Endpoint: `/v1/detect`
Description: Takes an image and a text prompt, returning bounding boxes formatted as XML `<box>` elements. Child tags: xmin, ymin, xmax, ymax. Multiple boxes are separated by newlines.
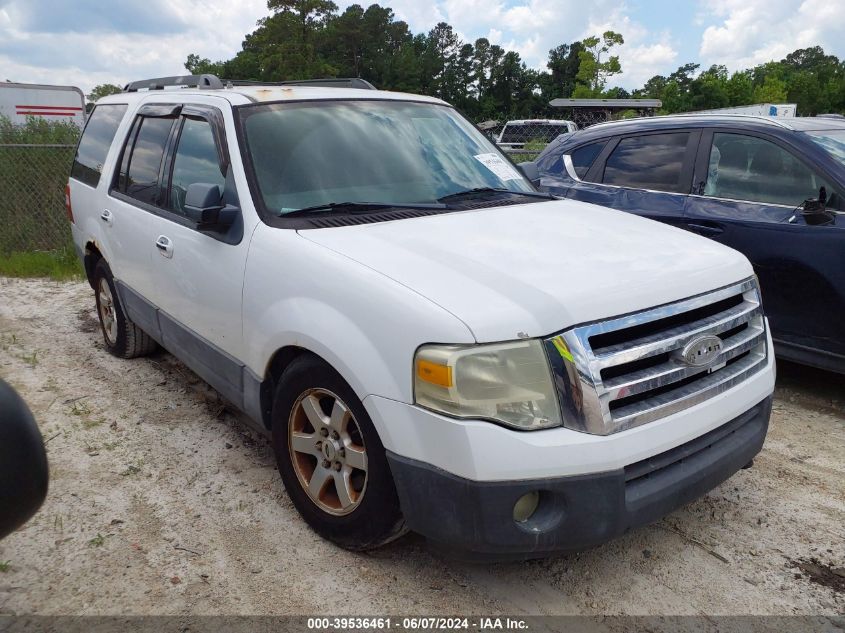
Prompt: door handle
<box><xmin>100</xmin><ymin>209</ymin><xmax>113</xmax><ymax>226</ymax></box>
<box><xmin>686</xmin><ymin>222</ymin><xmax>724</xmax><ymax>236</ymax></box>
<box><xmin>155</xmin><ymin>235</ymin><xmax>174</xmax><ymax>259</ymax></box>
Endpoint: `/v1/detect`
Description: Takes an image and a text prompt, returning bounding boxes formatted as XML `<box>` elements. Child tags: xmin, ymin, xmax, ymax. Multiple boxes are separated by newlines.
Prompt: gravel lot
<box><xmin>0</xmin><ymin>277</ymin><xmax>842</xmax><ymax>617</ymax></box>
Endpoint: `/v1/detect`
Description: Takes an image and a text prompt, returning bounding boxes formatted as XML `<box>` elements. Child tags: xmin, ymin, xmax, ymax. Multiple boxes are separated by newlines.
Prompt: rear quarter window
<box><xmin>70</xmin><ymin>104</ymin><xmax>128</xmax><ymax>187</ymax></box>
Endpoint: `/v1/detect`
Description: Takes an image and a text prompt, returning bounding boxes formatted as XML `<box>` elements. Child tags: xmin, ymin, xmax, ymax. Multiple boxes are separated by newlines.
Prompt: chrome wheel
<box><xmin>288</xmin><ymin>388</ymin><xmax>368</xmax><ymax>516</ymax></box>
<box><xmin>97</xmin><ymin>278</ymin><xmax>118</xmax><ymax>345</ymax></box>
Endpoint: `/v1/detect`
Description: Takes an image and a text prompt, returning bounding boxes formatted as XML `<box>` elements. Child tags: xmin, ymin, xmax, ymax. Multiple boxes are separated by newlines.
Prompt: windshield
<box><xmin>806</xmin><ymin>129</ymin><xmax>845</xmax><ymax>166</ymax></box>
<box><xmin>239</xmin><ymin>100</ymin><xmax>534</xmax><ymax>215</ymax></box>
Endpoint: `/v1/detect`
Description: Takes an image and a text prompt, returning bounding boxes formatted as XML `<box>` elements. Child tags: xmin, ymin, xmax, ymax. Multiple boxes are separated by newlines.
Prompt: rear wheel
<box><xmin>271</xmin><ymin>355</ymin><xmax>405</xmax><ymax>550</ymax></box>
<box><xmin>93</xmin><ymin>260</ymin><xmax>157</xmax><ymax>359</ymax></box>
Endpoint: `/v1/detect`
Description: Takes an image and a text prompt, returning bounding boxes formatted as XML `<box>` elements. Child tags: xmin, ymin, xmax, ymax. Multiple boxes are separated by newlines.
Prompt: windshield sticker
<box><xmin>473</xmin><ymin>153</ymin><xmax>522</xmax><ymax>181</ymax></box>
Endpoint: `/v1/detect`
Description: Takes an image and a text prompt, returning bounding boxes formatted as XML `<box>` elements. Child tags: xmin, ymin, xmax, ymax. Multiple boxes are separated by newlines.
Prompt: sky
<box><xmin>2</xmin><ymin>0</ymin><xmax>845</xmax><ymax>97</ymax></box>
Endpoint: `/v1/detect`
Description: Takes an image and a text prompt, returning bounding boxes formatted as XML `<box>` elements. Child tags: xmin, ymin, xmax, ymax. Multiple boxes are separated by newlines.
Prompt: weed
<box><xmin>18</xmin><ymin>349</ymin><xmax>38</xmax><ymax>367</ymax></box>
<box><xmin>0</xmin><ymin>561</ymin><xmax>10</xmax><ymax>573</ymax></box>
<box><xmin>82</xmin><ymin>417</ymin><xmax>104</xmax><ymax>430</ymax></box>
<box><xmin>0</xmin><ymin>246</ymin><xmax>83</xmax><ymax>281</ymax></box>
<box><xmin>88</xmin><ymin>534</ymin><xmax>105</xmax><ymax>547</ymax></box>
<box><xmin>70</xmin><ymin>401</ymin><xmax>92</xmax><ymax>417</ymax></box>
<box><xmin>121</xmin><ymin>463</ymin><xmax>142</xmax><ymax>477</ymax></box>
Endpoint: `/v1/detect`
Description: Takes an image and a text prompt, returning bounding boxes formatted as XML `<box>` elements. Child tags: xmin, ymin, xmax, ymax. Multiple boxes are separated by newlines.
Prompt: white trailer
<box><xmin>0</xmin><ymin>82</ymin><xmax>86</xmax><ymax>128</ymax></box>
<box><xmin>692</xmin><ymin>103</ymin><xmax>797</xmax><ymax>117</ymax></box>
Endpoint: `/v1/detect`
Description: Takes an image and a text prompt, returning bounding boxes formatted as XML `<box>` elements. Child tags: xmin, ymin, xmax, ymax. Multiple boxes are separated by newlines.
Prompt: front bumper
<box><xmin>387</xmin><ymin>396</ymin><xmax>771</xmax><ymax>561</ymax></box>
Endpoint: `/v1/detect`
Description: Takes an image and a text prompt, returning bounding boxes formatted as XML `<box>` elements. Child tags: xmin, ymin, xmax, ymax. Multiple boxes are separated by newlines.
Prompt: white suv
<box><xmin>68</xmin><ymin>74</ymin><xmax>775</xmax><ymax>560</ymax></box>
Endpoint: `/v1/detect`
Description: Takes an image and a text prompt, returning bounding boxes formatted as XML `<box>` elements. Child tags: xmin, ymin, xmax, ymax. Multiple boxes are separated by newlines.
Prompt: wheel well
<box><xmin>259</xmin><ymin>346</ymin><xmax>312</xmax><ymax>429</ymax></box>
<box><xmin>83</xmin><ymin>242</ymin><xmax>103</xmax><ymax>289</ymax></box>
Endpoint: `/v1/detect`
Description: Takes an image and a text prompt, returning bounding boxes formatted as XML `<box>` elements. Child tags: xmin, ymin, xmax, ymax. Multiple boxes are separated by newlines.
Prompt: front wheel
<box><xmin>271</xmin><ymin>355</ymin><xmax>405</xmax><ymax>550</ymax></box>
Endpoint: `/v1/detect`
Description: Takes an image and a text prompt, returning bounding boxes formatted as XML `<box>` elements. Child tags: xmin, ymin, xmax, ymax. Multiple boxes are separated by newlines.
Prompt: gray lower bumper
<box><xmin>387</xmin><ymin>396</ymin><xmax>771</xmax><ymax>561</ymax></box>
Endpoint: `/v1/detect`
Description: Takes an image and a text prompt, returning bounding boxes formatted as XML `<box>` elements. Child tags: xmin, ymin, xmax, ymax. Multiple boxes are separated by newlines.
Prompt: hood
<box><xmin>299</xmin><ymin>199</ymin><xmax>753</xmax><ymax>343</ymax></box>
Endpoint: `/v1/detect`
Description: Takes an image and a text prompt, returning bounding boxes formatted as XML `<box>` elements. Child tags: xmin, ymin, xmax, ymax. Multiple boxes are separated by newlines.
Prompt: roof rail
<box><xmin>225</xmin><ymin>78</ymin><xmax>377</xmax><ymax>90</ymax></box>
<box><xmin>123</xmin><ymin>74</ymin><xmax>223</xmax><ymax>92</ymax></box>
<box><xmin>123</xmin><ymin>75</ymin><xmax>378</xmax><ymax>93</ymax></box>
<box><xmin>589</xmin><ymin>112</ymin><xmax>790</xmax><ymax>129</ymax></box>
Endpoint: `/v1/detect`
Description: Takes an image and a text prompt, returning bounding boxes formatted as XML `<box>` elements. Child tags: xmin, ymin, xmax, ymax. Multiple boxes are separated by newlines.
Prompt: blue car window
<box><xmin>602</xmin><ymin>133</ymin><xmax>689</xmax><ymax>193</ymax></box>
<box><xmin>570</xmin><ymin>141</ymin><xmax>608</xmax><ymax>179</ymax></box>
<box><xmin>706</xmin><ymin>133</ymin><xmax>836</xmax><ymax>208</ymax></box>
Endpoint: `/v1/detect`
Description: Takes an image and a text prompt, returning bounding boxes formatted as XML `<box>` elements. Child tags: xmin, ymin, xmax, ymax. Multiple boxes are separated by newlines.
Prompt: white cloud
<box><xmin>0</xmin><ymin>0</ymin><xmax>679</xmax><ymax>95</ymax></box>
<box><xmin>698</xmin><ymin>0</ymin><xmax>845</xmax><ymax>70</ymax></box>
<box><xmin>0</xmin><ymin>0</ymin><xmax>266</xmax><ymax>95</ymax></box>
<box><xmin>376</xmin><ymin>0</ymin><xmax>678</xmax><ymax>89</ymax></box>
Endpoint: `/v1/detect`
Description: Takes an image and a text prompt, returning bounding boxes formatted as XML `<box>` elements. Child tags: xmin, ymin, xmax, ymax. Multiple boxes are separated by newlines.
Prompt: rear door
<box><xmin>105</xmin><ymin>104</ymin><xmax>180</xmax><ymax>329</ymax></box>
<box><xmin>684</xmin><ymin>129</ymin><xmax>845</xmax><ymax>362</ymax></box>
<box><xmin>560</xmin><ymin>130</ymin><xmax>700</xmax><ymax>229</ymax></box>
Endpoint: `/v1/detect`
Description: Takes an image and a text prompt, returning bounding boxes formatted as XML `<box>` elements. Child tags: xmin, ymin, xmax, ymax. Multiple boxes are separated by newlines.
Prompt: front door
<box><xmin>684</xmin><ymin>130</ymin><xmax>845</xmax><ymax>364</ymax></box>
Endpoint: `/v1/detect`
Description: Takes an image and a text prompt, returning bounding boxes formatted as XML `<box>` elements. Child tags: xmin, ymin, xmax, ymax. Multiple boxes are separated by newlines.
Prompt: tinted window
<box><xmin>705</xmin><ymin>133</ymin><xmax>838</xmax><ymax>207</ymax></box>
<box><xmin>602</xmin><ymin>132</ymin><xmax>690</xmax><ymax>192</ymax></box>
<box><xmin>70</xmin><ymin>104</ymin><xmax>127</xmax><ymax>187</ymax></box>
<box><xmin>169</xmin><ymin>118</ymin><xmax>225</xmax><ymax>215</ymax></box>
<box><xmin>124</xmin><ymin>117</ymin><xmax>175</xmax><ymax>206</ymax></box>
<box><xmin>570</xmin><ymin>141</ymin><xmax>607</xmax><ymax>178</ymax></box>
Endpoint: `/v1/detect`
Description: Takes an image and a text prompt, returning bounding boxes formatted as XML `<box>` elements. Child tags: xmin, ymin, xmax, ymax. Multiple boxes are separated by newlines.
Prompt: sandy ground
<box><xmin>0</xmin><ymin>276</ymin><xmax>842</xmax><ymax>617</ymax></box>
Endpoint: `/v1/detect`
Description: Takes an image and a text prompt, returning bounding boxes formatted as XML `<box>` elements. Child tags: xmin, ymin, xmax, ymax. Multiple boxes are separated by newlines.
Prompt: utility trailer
<box><xmin>0</xmin><ymin>82</ymin><xmax>86</xmax><ymax>128</ymax></box>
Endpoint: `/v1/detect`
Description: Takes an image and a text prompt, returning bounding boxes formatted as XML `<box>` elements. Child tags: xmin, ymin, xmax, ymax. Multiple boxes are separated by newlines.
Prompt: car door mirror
<box><xmin>518</xmin><ymin>161</ymin><xmax>541</xmax><ymax>187</ymax></box>
<box><xmin>0</xmin><ymin>380</ymin><xmax>48</xmax><ymax>540</ymax></box>
<box><xmin>183</xmin><ymin>183</ymin><xmax>238</xmax><ymax>231</ymax></box>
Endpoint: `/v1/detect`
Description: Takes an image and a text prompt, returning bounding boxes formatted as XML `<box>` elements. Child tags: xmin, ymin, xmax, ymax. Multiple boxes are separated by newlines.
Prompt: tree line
<box><xmin>94</xmin><ymin>0</ymin><xmax>845</xmax><ymax>121</ymax></box>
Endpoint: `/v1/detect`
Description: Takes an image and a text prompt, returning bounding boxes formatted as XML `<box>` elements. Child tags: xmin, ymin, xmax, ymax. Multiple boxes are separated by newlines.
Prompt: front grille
<box><xmin>547</xmin><ymin>278</ymin><xmax>767</xmax><ymax>435</ymax></box>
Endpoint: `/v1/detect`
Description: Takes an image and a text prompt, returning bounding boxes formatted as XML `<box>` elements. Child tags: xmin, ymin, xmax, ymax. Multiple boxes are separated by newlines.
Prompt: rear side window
<box><xmin>70</xmin><ymin>104</ymin><xmax>128</xmax><ymax>187</ymax></box>
<box><xmin>120</xmin><ymin>117</ymin><xmax>175</xmax><ymax>206</ymax></box>
<box><xmin>570</xmin><ymin>141</ymin><xmax>607</xmax><ymax>178</ymax></box>
<box><xmin>602</xmin><ymin>132</ymin><xmax>690</xmax><ymax>193</ymax></box>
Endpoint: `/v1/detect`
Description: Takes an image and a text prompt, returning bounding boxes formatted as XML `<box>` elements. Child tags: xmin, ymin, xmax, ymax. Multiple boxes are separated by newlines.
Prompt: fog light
<box><xmin>513</xmin><ymin>491</ymin><xmax>540</xmax><ymax>523</ymax></box>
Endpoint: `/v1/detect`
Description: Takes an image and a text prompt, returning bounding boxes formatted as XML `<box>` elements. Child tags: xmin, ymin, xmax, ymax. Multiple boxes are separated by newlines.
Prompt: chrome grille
<box><xmin>546</xmin><ymin>278</ymin><xmax>767</xmax><ymax>435</ymax></box>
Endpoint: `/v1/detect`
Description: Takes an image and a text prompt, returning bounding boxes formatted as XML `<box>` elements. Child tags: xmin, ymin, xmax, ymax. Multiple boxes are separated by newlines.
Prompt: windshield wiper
<box><xmin>283</xmin><ymin>201</ymin><xmax>446</xmax><ymax>217</ymax></box>
<box><xmin>437</xmin><ymin>187</ymin><xmax>553</xmax><ymax>203</ymax></box>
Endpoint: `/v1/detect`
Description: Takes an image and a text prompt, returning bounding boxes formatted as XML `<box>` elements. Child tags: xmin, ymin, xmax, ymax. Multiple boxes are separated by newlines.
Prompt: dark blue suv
<box><xmin>533</xmin><ymin>115</ymin><xmax>845</xmax><ymax>374</ymax></box>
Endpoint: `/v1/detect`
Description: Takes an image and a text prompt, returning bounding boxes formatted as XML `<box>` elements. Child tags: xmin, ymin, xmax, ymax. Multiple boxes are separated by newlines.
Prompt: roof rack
<box><xmin>123</xmin><ymin>75</ymin><xmax>377</xmax><ymax>93</ymax></box>
<box><xmin>225</xmin><ymin>78</ymin><xmax>376</xmax><ymax>90</ymax></box>
<box><xmin>123</xmin><ymin>74</ymin><xmax>223</xmax><ymax>92</ymax></box>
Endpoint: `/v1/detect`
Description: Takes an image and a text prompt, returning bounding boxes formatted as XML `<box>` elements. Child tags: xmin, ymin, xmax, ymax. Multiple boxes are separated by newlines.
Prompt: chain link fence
<box><xmin>0</xmin><ymin>143</ymin><xmax>76</xmax><ymax>255</ymax></box>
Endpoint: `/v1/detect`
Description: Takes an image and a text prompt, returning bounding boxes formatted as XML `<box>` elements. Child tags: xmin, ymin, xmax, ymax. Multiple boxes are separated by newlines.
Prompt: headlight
<box><xmin>413</xmin><ymin>339</ymin><xmax>562</xmax><ymax>431</ymax></box>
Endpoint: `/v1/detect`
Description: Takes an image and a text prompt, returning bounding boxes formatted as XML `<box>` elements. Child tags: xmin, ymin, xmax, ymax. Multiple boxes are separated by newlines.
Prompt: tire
<box><xmin>92</xmin><ymin>260</ymin><xmax>158</xmax><ymax>359</ymax></box>
<box><xmin>271</xmin><ymin>354</ymin><xmax>405</xmax><ymax>550</ymax></box>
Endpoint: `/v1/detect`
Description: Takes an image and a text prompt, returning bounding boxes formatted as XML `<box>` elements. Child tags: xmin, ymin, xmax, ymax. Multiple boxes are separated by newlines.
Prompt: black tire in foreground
<box><xmin>92</xmin><ymin>260</ymin><xmax>158</xmax><ymax>359</ymax></box>
<box><xmin>271</xmin><ymin>354</ymin><xmax>406</xmax><ymax>550</ymax></box>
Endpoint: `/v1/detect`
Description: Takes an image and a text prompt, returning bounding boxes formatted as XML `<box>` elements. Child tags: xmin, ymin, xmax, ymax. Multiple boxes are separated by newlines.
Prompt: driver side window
<box><xmin>169</xmin><ymin>117</ymin><xmax>226</xmax><ymax>217</ymax></box>
<box><xmin>705</xmin><ymin>133</ymin><xmax>836</xmax><ymax>207</ymax></box>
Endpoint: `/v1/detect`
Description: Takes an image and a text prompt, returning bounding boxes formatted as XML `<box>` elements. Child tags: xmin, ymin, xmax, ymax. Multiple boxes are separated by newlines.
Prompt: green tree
<box><xmin>573</xmin><ymin>31</ymin><xmax>624</xmax><ymax>97</ymax></box>
<box><xmin>753</xmin><ymin>75</ymin><xmax>788</xmax><ymax>103</ymax></box>
<box><xmin>86</xmin><ymin>83</ymin><xmax>122</xmax><ymax>104</ymax></box>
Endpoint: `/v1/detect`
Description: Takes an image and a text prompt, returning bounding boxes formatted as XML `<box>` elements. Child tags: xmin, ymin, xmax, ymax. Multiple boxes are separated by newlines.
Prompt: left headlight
<box><xmin>413</xmin><ymin>339</ymin><xmax>562</xmax><ymax>431</ymax></box>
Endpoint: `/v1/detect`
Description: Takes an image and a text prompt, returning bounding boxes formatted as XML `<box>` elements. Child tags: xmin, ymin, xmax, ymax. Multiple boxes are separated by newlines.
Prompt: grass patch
<box><xmin>0</xmin><ymin>561</ymin><xmax>10</xmax><ymax>572</ymax></box>
<box><xmin>0</xmin><ymin>245</ymin><xmax>82</xmax><ymax>281</ymax></box>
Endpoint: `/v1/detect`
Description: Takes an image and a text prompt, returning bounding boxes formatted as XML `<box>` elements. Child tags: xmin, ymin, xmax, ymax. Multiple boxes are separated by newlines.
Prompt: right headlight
<box><xmin>413</xmin><ymin>339</ymin><xmax>562</xmax><ymax>431</ymax></box>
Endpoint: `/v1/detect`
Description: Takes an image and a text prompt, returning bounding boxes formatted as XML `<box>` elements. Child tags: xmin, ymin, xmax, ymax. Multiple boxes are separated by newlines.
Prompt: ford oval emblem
<box><xmin>680</xmin><ymin>335</ymin><xmax>723</xmax><ymax>367</ymax></box>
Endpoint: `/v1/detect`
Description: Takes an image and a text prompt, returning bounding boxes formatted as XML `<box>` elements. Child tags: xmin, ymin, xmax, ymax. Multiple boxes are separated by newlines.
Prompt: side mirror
<box><xmin>518</xmin><ymin>161</ymin><xmax>541</xmax><ymax>187</ymax></box>
<box><xmin>0</xmin><ymin>380</ymin><xmax>48</xmax><ymax>540</ymax></box>
<box><xmin>183</xmin><ymin>183</ymin><xmax>238</xmax><ymax>231</ymax></box>
<box><xmin>801</xmin><ymin>195</ymin><xmax>835</xmax><ymax>226</ymax></box>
